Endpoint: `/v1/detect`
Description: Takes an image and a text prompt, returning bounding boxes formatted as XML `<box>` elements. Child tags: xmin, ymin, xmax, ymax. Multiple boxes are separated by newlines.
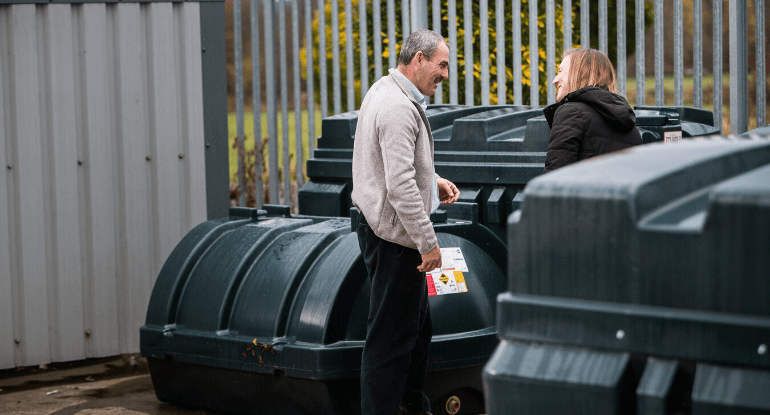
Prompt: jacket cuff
<box><xmin>417</xmin><ymin>235</ymin><xmax>439</xmax><ymax>255</ymax></box>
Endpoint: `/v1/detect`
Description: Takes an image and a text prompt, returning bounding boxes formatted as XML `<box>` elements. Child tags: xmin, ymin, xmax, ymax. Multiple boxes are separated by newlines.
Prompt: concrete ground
<box><xmin>0</xmin><ymin>355</ymin><xmax>221</xmax><ymax>415</ymax></box>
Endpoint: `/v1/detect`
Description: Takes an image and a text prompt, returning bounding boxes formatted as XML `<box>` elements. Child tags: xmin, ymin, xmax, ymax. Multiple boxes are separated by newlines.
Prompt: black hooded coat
<box><xmin>543</xmin><ymin>86</ymin><xmax>643</xmax><ymax>173</ymax></box>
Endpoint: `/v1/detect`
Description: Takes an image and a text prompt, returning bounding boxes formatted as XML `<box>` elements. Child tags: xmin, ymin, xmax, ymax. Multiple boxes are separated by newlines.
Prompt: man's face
<box><xmin>414</xmin><ymin>42</ymin><xmax>450</xmax><ymax>96</ymax></box>
<box><xmin>554</xmin><ymin>54</ymin><xmax>572</xmax><ymax>101</ymax></box>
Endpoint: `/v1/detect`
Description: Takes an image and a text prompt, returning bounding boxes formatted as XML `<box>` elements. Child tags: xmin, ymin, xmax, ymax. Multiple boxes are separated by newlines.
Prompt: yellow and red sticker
<box><xmin>427</xmin><ymin>269</ymin><xmax>468</xmax><ymax>296</ymax></box>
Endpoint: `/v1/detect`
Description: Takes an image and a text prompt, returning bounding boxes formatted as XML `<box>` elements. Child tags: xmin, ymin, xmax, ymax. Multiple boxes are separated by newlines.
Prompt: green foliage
<box><xmin>304</xmin><ymin>0</ymin><xmax>654</xmax><ymax>110</ymax></box>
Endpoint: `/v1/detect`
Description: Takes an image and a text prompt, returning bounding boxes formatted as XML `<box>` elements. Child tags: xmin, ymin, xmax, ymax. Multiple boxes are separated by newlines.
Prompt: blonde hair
<box><xmin>563</xmin><ymin>48</ymin><xmax>618</xmax><ymax>94</ymax></box>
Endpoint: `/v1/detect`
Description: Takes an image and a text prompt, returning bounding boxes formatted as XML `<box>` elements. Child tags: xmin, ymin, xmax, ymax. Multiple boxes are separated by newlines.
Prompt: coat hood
<box><xmin>544</xmin><ymin>86</ymin><xmax>637</xmax><ymax>132</ymax></box>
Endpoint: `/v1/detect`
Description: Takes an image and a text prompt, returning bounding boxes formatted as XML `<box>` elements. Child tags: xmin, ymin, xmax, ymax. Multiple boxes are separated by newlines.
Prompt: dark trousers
<box><xmin>357</xmin><ymin>215</ymin><xmax>433</xmax><ymax>415</ymax></box>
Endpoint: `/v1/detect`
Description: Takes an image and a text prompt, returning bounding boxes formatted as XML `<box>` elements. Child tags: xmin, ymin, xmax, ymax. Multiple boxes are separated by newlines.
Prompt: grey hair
<box><xmin>398</xmin><ymin>29</ymin><xmax>449</xmax><ymax>66</ymax></box>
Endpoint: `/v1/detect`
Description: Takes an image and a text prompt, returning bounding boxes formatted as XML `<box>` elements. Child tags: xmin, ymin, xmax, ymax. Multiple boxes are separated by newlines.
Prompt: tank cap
<box><xmin>430</xmin><ymin>210</ymin><xmax>448</xmax><ymax>223</ymax></box>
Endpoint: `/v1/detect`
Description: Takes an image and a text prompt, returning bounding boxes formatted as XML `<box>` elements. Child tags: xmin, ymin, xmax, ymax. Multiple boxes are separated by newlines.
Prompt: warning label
<box><xmin>427</xmin><ymin>270</ymin><xmax>468</xmax><ymax>296</ymax></box>
<box><xmin>664</xmin><ymin>130</ymin><xmax>683</xmax><ymax>143</ymax></box>
<box><xmin>426</xmin><ymin>247</ymin><xmax>469</xmax><ymax>296</ymax></box>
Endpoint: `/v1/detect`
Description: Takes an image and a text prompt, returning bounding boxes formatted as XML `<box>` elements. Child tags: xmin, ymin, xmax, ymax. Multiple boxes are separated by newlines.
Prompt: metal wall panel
<box><xmin>43</xmin><ymin>3</ymin><xmax>85</xmax><ymax>363</ymax></box>
<box><xmin>0</xmin><ymin>2</ymin><xmax>207</xmax><ymax>369</ymax></box>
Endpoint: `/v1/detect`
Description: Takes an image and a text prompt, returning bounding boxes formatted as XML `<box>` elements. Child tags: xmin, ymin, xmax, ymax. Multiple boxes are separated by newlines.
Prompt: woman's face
<box><xmin>553</xmin><ymin>54</ymin><xmax>572</xmax><ymax>101</ymax></box>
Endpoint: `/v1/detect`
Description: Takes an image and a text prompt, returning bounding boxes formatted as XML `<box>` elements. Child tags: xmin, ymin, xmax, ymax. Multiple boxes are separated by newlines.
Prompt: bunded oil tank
<box><xmin>300</xmin><ymin>105</ymin><xmax>719</xmax><ymax>240</ymax></box>
<box><xmin>483</xmin><ymin>136</ymin><xmax>770</xmax><ymax>415</ymax></box>
<box><xmin>141</xmin><ymin>203</ymin><xmax>506</xmax><ymax>415</ymax></box>
<box><xmin>302</xmin><ymin>105</ymin><xmax>546</xmax><ymax>239</ymax></box>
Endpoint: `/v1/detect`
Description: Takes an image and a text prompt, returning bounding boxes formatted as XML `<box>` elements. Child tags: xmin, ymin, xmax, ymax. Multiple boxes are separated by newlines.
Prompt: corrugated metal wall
<box><xmin>0</xmin><ymin>1</ymin><xmax>207</xmax><ymax>369</ymax></box>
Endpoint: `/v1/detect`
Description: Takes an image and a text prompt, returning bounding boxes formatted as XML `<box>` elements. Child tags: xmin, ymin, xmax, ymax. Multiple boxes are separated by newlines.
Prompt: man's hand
<box><xmin>437</xmin><ymin>178</ymin><xmax>460</xmax><ymax>205</ymax></box>
<box><xmin>418</xmin><ymin>245</ymin><xmax>442</xmax><ymax>272</ymax></box>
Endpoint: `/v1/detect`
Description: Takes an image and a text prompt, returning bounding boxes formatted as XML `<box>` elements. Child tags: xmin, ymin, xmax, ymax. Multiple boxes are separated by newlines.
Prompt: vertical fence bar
<box><xmin>480</xmin><ymin>0</ymin><xmax>489</xmax><ymax>105</ymax></box>
<box><xmin>413</xmin><ymin>0</ymin><xmax>428</xmax><ymax>30</ymax></box>
<box><xmin>448</xmin><ymin>0</ymin><xmax>458</xmax><ymax>104</ymax></box>
<box><xmin>305</xmin><ymin>0</ymin><xmax>315</xmax><ymax>159</ymax></box>
<box><xmin>264</xmin><ymin>0</ymin><xmax>279</xmax><ymax>203</ymax></box>
<box><xmin>235</xmin><ymin>2</ymin><xmax>245</xmax><ymax>202</ymax></box>
<box><xmin>713</xmin><ymin>0</ymin><xmax>722</xmax><ymax>129</ymax></box>
<box><xmin>345</xmin><ymin>0</ymin><xmax>354</xmax><ymax>111</ymax></box>
<box><xmin>756</xmin><ymin>0</ymin><xmax>766</xmax><ymax>127</ymax></box>
<box><xmin>654</xmin><ymin>0</ymin><xmax>664</xmax><ymax>105</ymax></box>
<box><xmin>403</xmin><ymin>0</ymin><xmax>411</xmax><ymax>36</ymax></box>
<box><xmin>617</xmin><ymin>0</ymin><xmax>626</xmax><ymax>96</ymax></box>
<box><xmin>293</xmin><ymin>0</ymin><xmax>303</xmax><ymax>187</ymax></box>
<box><xmin>251</xmin><ymin>0</ymin><xmax>263</xmax><ymax>208</ymax></box>
<box><xmin>674</xmin><ymin>0</ymin><xmax>683</xmax><ymax>105</ymax></box>
<box><xmin>463</xmin><ymin>0</ymin><xmax>473</xmax><ymax>105</ymax></box>
<box><xmin>599</xmin><ymin>0</ymin><xmax>607</xmax><ymax>53</ymax></box>
<box><xmin>529</xmin><ymin>0</ymin><xmax>538</xmax><ymax>107</ymax></box>
<box><xmin>581</xmin><ymin>0</ymin><xmax>589</xmax><ymax>48</ymax></box>
<box><xmin>279</xmin><ymin>0</ymin><xmax>291</xmax><ymax>202</ymax></box>
<box><xmin>234</xmin><ymin>0</ymin><xmax>246</xmax><ymax>206</ymax></box>
<box><xmin>388</xmin><ymin>0</ymin><xmax>396</xmax><ymax>70</ymax></box>
<box><xmin>360</xmin><ymin>0</ymin><xmax>369</xmax><ymax>101</ymax></box>
<box><xmin>374</xmin><ymin>0</ymin><xmax>382</xmax><ymax>80</ymax></box>
<box><xmin>319</xmin><ymin>0</ymin><xmax>328</xmax><ymax>118</ymax></box>
<box><xmin>433</xmin><ymin>0</ymin><xmax>443</xmax><ymax>103</ymax></box>
<box><xmin>331</xmin><ymin>0</ymin><xmax>341</xmax><ymax>114</ymax></box>
<box><xmin>513</xmin><ymin>0</ymin><xmax>522</xmax><ymax>105</ymax></box>
<box><xmin>547</xmin><ymin>0</ymin><xmax>555</xmax><ymax>104</ymax></box>
<box><xmin>694</xmin><ymin>0</ymin><xmax>703</xmax><ymax>108</ymax></box>
<box><xmin>496</xmin><ymin>0</ymin><xmax>505</xmax><ymax>104</ymax></box>
<box><xmin>636</xmin><ymin>0</ymin><xmax>645</xmax><ymax>106</ymax></box>
<box><xmin>729</xmin><ymin>0</ymin><xmax>748</xmax><ymax>134</ymax></box>
<box><xmin>564</xmin><ymin>0</ymin><xmax>572</xmax><ymax>50</ymax></box>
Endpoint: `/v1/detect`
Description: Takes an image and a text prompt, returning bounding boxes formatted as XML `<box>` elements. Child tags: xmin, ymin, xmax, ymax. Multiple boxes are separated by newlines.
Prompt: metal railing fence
<box><xmin>230</xmin><ymin>0</ymin><xmax>767</xmax><ymax>209</ymax></box>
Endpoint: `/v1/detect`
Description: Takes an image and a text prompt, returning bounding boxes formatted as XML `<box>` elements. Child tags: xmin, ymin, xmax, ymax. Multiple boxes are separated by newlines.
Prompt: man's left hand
<box><xmin>437</xmin><ymin>178</ymin><xmax>460</xmax><ymax>205</ymax></box>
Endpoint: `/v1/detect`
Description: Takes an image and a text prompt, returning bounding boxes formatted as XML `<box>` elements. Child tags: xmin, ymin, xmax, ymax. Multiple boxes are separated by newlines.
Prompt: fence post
<box><xmin>251</xmin><ymin>0</ymin><xmax>263</xmax><ymax>208</ymax></box>
<box><xmin>412</xmin><ymin>0</ymin><xmax>428</xmax><ymax>31</ymax></box>
<box><xmin>200</xmin><ymin>1</ymin><xmax>229</xmax><ymax>219</ymax></box>
<box><xmin>234</xmin><ymin>0</ymin><xmax>246</xmax><ymax>206</ymax></box>
<box><xmin>757</xmin><ymin>0</ymin><xmax>766</xmax><ymax>128</ymax></box>
<box><xmin>463</xmin><ymin>0</ymin><xmax>473</xmax><ymax>105</ymax></box>
<box><xmin>480</xmin><ymin>0</ymin><xmax>489</xmax><ymax>105</ymax></box>
<box><xmin>729</xmin><ymin>0</ymin><xmax>748</xmax><ymax>134</ymax></box>
<box><xmin>713</xmin><ymin>0</ymin><xmax>722</xmax><ymax>127</ymax></box>
<box><xmin>694</xmin><ymin>0</ymin><xmax>702</xmax><ymax>109</ymax></box>
<box><xmin>636</xmin><ymin>0</ymin><xmax>645</xmax><ymax>106</ymax></box>
<box><xmin>529</xmin><ymin>0</ymin><xmax>538</xmax><ymax>107</ymax></box>
<box><xmin>345</xmin><ymin>0</ymin><xmax>354</xmax><ymax>112</ymax></box>
<box><xmin>264</xmin><ymin>0</ymin><xmax>279</xmax><ymax>203</ymax></box>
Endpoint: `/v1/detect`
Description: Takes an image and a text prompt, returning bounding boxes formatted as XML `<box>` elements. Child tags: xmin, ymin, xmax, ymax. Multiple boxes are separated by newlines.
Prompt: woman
<box><xmin>543</xmin><ymin>48</ymin><xmax>643</xmax><ymax>173</ymax></box>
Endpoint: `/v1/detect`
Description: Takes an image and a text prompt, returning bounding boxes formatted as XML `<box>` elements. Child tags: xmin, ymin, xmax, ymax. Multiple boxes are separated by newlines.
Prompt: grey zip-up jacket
<box><xmin>351</xmin><ymin>69</ymin><xmax>439</xmax><ymax>254</ymax></box>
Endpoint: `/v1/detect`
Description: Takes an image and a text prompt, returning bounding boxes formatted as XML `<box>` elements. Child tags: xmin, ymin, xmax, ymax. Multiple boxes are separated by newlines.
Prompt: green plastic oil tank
<box><xmin>483</xmin><ymin>136</ymin><xmax>770</xmax><ymax>415</ymax></box>
<box><xmin>301</xmin><ymin>105</ymin><xmax>546</xmax><ymax>239</ymax></box>
<box><xmin>141</xmin><ymin>203</ymin><xmax>506</xmax><ymax>415</ymax></box>
<box><xmin>300</xmin><ymin>105</ymin><xmax>719</xmax><ymax>241</ymax></box>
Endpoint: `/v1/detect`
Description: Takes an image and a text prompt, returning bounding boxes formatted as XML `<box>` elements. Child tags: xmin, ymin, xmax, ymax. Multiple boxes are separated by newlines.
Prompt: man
<box><xmin>351</xmin><ymin>29</ymin><xmax>460</xmax><ymax>415</ymax></box>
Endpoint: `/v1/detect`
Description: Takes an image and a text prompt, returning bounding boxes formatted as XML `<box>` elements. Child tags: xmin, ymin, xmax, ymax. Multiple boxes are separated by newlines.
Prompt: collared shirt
<box><xmin>392</xmin><ymin>69</ymin><xmax>440</xmax><ymax>213</ymax></box>
<box><xmin>393</xmin><ymin>69</ymin><xmax>428</xmax><ymax>111</ymax></box>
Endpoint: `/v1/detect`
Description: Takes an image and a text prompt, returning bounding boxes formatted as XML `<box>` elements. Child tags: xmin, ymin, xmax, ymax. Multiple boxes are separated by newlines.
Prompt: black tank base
<box><xmin>148</xmin><ymin>358</ymin><xmax>486</xmax><ymax>415</ymax></box>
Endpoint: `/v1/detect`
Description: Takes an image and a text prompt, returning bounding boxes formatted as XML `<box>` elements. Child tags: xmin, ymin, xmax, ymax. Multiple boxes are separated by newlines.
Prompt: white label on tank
<box><xmin>664</xmin><ymin>130</ymin><xmax>683</xmax><ymax>142</ymax></box>
<box><xmin>435</xmin><ymin>247</ymin><xmax>469</xmax><ymax>272</ymax></box>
